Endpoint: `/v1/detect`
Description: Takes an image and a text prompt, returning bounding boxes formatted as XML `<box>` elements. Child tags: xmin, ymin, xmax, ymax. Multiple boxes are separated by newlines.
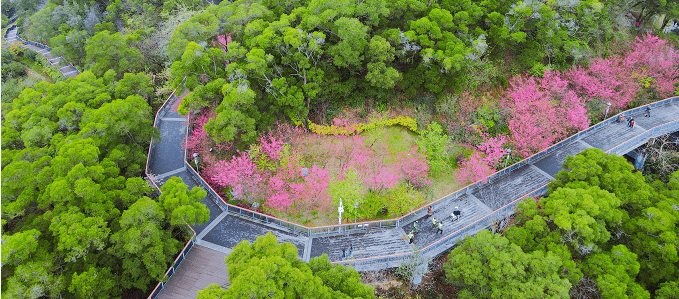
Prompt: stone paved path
<box><xmin>4</xmin><ymin>26</ymin><xmax>80</xmax><ymax>78</ymax></box>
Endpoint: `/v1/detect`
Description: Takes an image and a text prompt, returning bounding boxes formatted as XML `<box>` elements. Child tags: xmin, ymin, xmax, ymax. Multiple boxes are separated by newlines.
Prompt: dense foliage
<box><xmin>1</xmin><ymin>72</ymin><xmax>209</xmax><ymax>298</ymax></box>
<box><xmin>446</xmin><ymin>149</ymin><xmax>679</xmax><ymax>298</ymax></box>
<box><xmin>197</xmin><ymin>232</ymin><xmax>375</xmax><ymax>298</ymax></box>
<box><xmin>167</xmin><ymin>0</ymin><xmax>622</xmax><ymax>145</ymax></box>
<box><xmin>3</xmin><ymin>0</ymin><xmax>679</xmax><ymax>296</ymax></box>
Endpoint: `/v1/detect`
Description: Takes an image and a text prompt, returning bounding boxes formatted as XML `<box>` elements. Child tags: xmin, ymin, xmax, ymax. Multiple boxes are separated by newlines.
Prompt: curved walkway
<box><xmin>7</xmin><ymin>17</ymin><xmax>677</xmax><ymax>299</ymax></box>
<box><xmin>151</xmin><ymin>92</ymin><xmax>679</xmax><ymax>298</ymax></box>
<box><xmin>3</xmin><ymin>25</ymin><xmax>80</xmax><ymax>78</ymax></box>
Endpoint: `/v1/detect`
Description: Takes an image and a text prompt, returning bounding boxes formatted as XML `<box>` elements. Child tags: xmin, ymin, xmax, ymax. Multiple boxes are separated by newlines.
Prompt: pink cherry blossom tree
<box><xmin>211</xmin><ymin>151</ymin><xmax>263</xmax><ymax>204</ymax></box>
<box><xmin>505</xmin><ymin>71</ymin><xmax>589</xmax><ymax>157</ymax></box>
<box><xmin>455</xmin><ymin>152</ymin><xmax>494</xmax><ymax>184</ymax></box>
<box><xmin>398</xmin><ymin>148</ymin><xmax>431</xmax><ymax>188</ymax></box>
<box><xmin>258</xmin><ymin>134</ymin><xmax>286</xmax><ymax>161</ymax></box>
<box><xmin>624</xmin><ymin>32</ymin><xmax>679</xmax><ymax>98</ymax></box>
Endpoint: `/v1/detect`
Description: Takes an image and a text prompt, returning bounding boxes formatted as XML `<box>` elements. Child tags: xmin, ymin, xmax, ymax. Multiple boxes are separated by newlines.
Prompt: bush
<box><xmin>309</xmin><ymin>116</ymin><xmax>418</xmax><ymax>136</ymax></box>
<box><xmin>2</xmin><ymin>61</ymin><xmax>25</xmax><ymax>81</ymax></box>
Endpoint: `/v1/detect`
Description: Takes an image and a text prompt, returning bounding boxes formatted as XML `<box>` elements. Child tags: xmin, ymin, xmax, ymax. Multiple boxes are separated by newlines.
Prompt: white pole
<box><xmin>338</xmin><ymin>198</ymin><xmax>344</xmax><ymax>225</ymax></box>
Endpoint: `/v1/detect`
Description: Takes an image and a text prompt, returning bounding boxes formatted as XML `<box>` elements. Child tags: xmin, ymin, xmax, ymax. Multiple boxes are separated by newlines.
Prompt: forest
<box><xmin>2</xmin><ymin>0</ymin><xmax>679</xmax><ymax>297</ymax></box>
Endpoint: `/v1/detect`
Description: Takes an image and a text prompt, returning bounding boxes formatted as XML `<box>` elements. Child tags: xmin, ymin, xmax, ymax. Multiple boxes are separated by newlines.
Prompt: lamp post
<box><xmin>338</xmin><ymin>198</ymin><xmax>344</xmax><ymax>226</ymax></box>
<box><xmin>504</xmin><ymin>149</ymin><xmax>512</xmax><ymax>168</ymax></box>
<box><xmin>192</xmin><ymin>152</ymin><xmax>199</xmax><ymax>172</ymax></box>
<box><xmin>354</xmin><ymin>201</ymin><xmax>359</xmax><ymax>223</ymax></box>
<box><xmin>604</xmin><ymin>102</ymin><xmax>612</xmax><ymax>120</ymax></box>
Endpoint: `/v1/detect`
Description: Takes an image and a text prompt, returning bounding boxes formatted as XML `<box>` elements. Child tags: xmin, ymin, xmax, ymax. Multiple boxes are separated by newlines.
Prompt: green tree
<box><xmin>550</xmin><ymin>148</ymin><xmax>653</xmax><ymax>210</ymax></box>
<box><xmin>197</xmin><ymin>232</ymin><xmax>375</xmax><ymax>299</ymax></box>
<box><xmin>85</xmin><ymin>30</ymin><xmax>144</xmax><ymax>77</ymax></box>
<box><xmin>68</xmin><ymin>267</ymin><xmax>116</xmax><ymax>299</ymax></box>
<box><xmin>159</xmin><ymin>177</ymin><xmax>210</xmax><ymax>226</ymax></box>
<box><xmin>109</xmin><ymin>197</ymin><xmax>182</xmax><ymax>290</ymax></box>
<box><xmin>542</xmin><ymin>182</ymin><xmax>625</xmax><ymax>255</ymax></box>
<box><xmin>203</xmin><ymin>82</ymin><xmax>260</xmax><ymax>145</ymax></box>
<box><xmin>114</xmin><ymin>72</ymin><xmax>155</xmax><ymax>105</ymax></box>
<box><xmin>416</xmin><ymin>122</ymin><xmax>450</xmax><ymax>175</ymax></box>
<box><xmin>581</xmin><ymin>245</ymin><xmax>650</xmax><ymax>299</ymax></box>
<box><xmin>1</xmin><ymin>71</ymin><xmax>186</xmax><ymax>298</ymax></box>
<box><xmin>444</xmin><ymin>230</ymin><xmax>571</xmax><ymax>299</ymax></box>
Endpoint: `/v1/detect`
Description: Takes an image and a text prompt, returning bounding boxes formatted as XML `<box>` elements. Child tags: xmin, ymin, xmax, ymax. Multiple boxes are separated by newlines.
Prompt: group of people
<box><xmin>341</xmin><ymin>243</ymin><xmax>353</xmax><ymax>259</ymax></box>
<box><xmin>618</xmin><ymin>107</ymin><xmax>651</xmax><ymax>128</ymax></box>
<box><xmin>406</xmin><ymin>205</ymin><xmax>462</xmax><ymax>244</ymax></box>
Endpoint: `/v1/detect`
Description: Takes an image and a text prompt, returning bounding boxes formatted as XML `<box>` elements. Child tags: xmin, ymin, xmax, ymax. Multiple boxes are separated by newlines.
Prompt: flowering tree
<box><xmin>349</xmin><ymin>147</ymin><xmax>401</xmax><ymax>191</ymax></box>
<box><xmin>258</xmin><ymin>134</ymin><xmax>286</xmax><ymax>161</ymax></box>
<box><xmin>456</xmin><ymin>134</ymin><xmax>508</xmax><ymax>184</ymax></box>
<box><xmin>477</xmin><ymin>135</ymin><xmax>508</xmax><ymax>167</ymax></box>
<box><xmin>212</xmin><ymin>34</ymin><xmax>232</xmax><ymax>55</ymax></box>
<box><xmin>567</xmin><ymin>57</ymin><xmax>641</xmax><ymax>109</ymax></box>
<box><xmin>398</xmin><ymin>148</ymin><xmax>431</xmax><ymax>188</ymax></box>
<box><xmin>211</xmin><ymin>152</ymin><xmax>263</xmax><ymax>204</ymax></box>
<box><xmin>455</xmin><ymin>152</ymin><xmax>494</xmax><ymax>184</ymax></box>
<box><xmin>266</xmin><ymin>150</ymin><xmax>303</xmax><ymax>210</ymax></box>
<box><xmin>624</xmin><ymin>32</ymin><xmax>679</xmax><ymax>98</ymax></box>
<box><xmin>294</xmin><ymin>165</ymin><xmax>331</xmax><ymax>214</ymax></box>
<box><xmin>506</xmin><ymin>71</ymin><xmax>589</xmax><ymax>157</ymax></box>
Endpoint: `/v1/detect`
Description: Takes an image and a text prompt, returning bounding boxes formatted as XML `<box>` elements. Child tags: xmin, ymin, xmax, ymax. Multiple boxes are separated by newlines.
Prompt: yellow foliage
<box><xmin>308</xmin><ymin>116</ymin><xmax>419</xmax><ymax>136</ymax></box>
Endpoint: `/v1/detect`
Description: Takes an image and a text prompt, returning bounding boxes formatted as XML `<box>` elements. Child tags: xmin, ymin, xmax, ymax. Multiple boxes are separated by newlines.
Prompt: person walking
<box><xmin>437</xmin><ymin>222</ymin><xmax>443</xmax><ymax>234</ymax></box>
<box><xmin>431</xmin><ymin>217</ymin><xmax>438</xmax><ymax>231</ymax></box>
<box><xmin>645</xmin><ymin>107</ymin><xmax>651</xmax><ymax>117</ymax></box>
<box><xmin>630</xmin><ymin>117</ymin><xmax>636</xmax><ymax>128</ymax></box>
<box><xmin>413</xmin><ymin>220</ymin><xmax>419</xmax><ymax>233</ymax></box>
<box><xmin>349</xmin><ymin>244</ymin><xmax>353</xmax><ymax>256</ymax></box>
<box><xmin>427</xmin><ymin>205</ymin><xmax>433</xmax><ymax>218</ymax></box>
<box><xmin>452</xmin><ymin>207</ymin><xmax>461</xmax><ymax>222</ymax></box>
<box><xmin>627</xmin><ymin>116</ymin><xmax>633</xmax><ymax>127</ymax></box>
<box><xmin>408</xmin><ymin>231</ymin><xmax>415</xmax><ymax>244</ymax></box>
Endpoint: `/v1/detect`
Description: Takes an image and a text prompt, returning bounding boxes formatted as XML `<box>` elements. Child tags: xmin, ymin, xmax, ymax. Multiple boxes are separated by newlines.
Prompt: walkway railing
<box><xmin>147</xmin><ymin>223</ymin><xmax>197</xmax><ymax>299</ymax></box>
<box><xmin>180</xmin><ymin>95</ymin><xmax>679</xmax><ymax>237</ymax></box>
<box><xmin>145</xmin><ymin>79</ymin><xmax>198</xmax><ymax>299</ymax></box>
<box><xmin>334</xmin><ymin>99</ymin><xmax>679</xmax><ymax>268</ymax></box>
<box><xmin>3</xmin><ymin>26</ymin><xmax>81</xmax><ymax>76</ymax></box>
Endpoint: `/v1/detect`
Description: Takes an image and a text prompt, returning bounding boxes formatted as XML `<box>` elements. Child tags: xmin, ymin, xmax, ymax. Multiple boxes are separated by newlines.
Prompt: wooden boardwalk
<box><xmin>157</xmin><ymin>245</ymin><xmax>229</xmax><ymax>299</ymax></box>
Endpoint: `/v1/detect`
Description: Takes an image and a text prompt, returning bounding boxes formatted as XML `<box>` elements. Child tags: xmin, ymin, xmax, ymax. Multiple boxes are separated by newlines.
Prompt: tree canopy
<box><xmin>498</xmin><ymin>148</ymin><xmax>679</xmax><ymax>298</ymax></box>
<box><xmin>166</xmin><ymin>0</ymin><xmax>615</xmax><ymax>148</ymax></box>
<box><xmin>197</xmin><ymin>232</ymin><xmax>375</xmax><ymax>299</ymax></box>
<box><xmin>1</xmin><ymin>71</ymin><xmax>209</xmax><ymax>298</ymax></box>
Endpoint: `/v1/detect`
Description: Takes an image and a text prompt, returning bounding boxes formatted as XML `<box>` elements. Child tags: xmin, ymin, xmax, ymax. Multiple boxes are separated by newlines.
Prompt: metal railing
<box><xmin>145</xmin><ymin>79</ymin><xmax>198</xmax><ymax>299</ymax></box>
<box><xmin>3</xmin><ymin>24</ymin><xmax>18</xmax><ymax>39</ymax></box>
<box><xmin>3</xmin><ymin>25</ymin><xmax>81</xmax><ymax>77</ymax></box>
<box><xmin>178</xmin><ymin>96</ymin><xmax>679</xmax><ymax>237</ymax></box>
<box><xmin>334</xmin><ymin>183</ymin><xmax>550</xmax><ymax>269</ymax></box>
<box><xmin>147</xmin><ymin>224</ymin><xmax>197</xmax><ymax>299</ymax></box>
<box><xmin>333</xmin><ymin>103</ymin><xmax>679</xmax><ymax>269</ymax></box>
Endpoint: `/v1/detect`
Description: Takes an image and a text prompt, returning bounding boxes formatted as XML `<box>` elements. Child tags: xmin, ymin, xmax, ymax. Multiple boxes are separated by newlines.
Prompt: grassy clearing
<box><xmin>263</xmin><ymin>125</ymin><xmax>466</xmax><ymax>226</ymax></box>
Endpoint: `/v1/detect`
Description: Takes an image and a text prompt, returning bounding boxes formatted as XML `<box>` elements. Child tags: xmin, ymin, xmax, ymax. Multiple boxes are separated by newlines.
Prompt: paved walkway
<box><xmin>5</xmin><ymin>23</ymin><xmax>678</xmax><ymax>293</ymax></box>
<box><xmin>158</xmin><ymin>245</ymin><xmax>229</xmax><ymax>299</ymax></box>
<box><xmin>3</xmin><ymin>26</ymin><xmax>80</xmax><ymax>78</ymax></box>
<box><xmin>152</xmin><ymin>91</ymin><xmax>678</xmax><ymax>297</ymax></box>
